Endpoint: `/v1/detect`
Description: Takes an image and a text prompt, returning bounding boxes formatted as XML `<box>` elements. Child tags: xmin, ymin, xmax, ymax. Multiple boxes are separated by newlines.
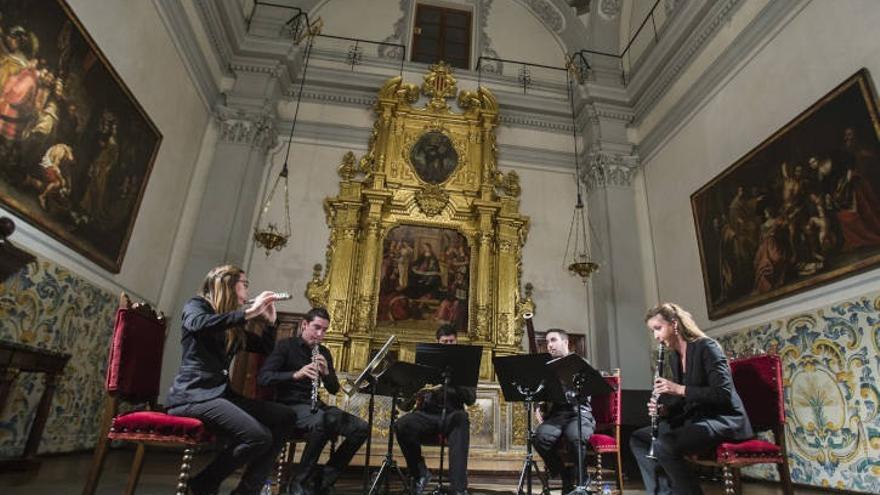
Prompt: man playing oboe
<box><xmin>533</xmin><ymin>329</ymin><xmax>595</xmax><ymax>494</ymax></box>
<box><xmin>630</xmin><ymin>303</ymin><xmax>752</xmax><ymax>495</ymax></box>
<box><xmin>258</xmin><ymin>307</ymin><xmax>369</xmax><ymax>495</ymax></box>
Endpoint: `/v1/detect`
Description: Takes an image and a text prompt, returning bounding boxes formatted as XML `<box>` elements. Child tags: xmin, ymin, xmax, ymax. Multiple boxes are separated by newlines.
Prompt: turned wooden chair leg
<box><xmin>123</xmin><ymin>442</ymin><xmax>147</xmax><ymax>495</ymax></box>
<box><xmin>82</xmin><ymin>396</ymin><xmax>118</xmax><ymax>495</ymax></box>
<box><xmin>595</xmin><ymin>451</ymin><xmax>604</xmax><ymax>489</ymax></box>
<box><xmin>614</xmin><ymin>449</ymin><xmax>624</xmax><ymax>492</ymax></box>
<box><xmin>176</xmin><ymin>447</ymin><xmax>195</xmax><ymax>495</ymax></box>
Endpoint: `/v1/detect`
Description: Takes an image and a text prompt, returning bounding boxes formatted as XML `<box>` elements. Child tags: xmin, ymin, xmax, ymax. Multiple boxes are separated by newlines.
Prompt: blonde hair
<box><xmin>645</xmin><ymin>303</ymin><xmax>707</xmax><ymax>342</ymax></box>
<box><xmin>200</xmin><ymin>264</ymin><xmax>246</xmax><ymax>353</ymax></box>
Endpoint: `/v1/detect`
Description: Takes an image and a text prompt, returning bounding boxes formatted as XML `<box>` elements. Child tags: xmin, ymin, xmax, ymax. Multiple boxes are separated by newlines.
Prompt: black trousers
<box><xmin>395</xmin><ymin>409</ymin><xmax>470</xmax><ymax>492</ymax></box>
<box><xmin>533</xmin><ymin>407</ymin><xmax>595</xmax><ymax>487</ymax></box>
<box><xmin>285</xmin><ymin>403</ymin><xmax>369</xmax><ymax>486</ymax></box>
<box><xmin>168</xmin><ymin>391</ymin><xmax>297</xmax><ymax>495</ymax></box>
<box><xmin>629</xmin><ymin>421</ymin><xmax>718</xmax><ymax>495</ymax></box>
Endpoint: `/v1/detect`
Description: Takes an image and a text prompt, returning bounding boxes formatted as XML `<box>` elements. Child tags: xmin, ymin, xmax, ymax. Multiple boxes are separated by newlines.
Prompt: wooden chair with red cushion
<box><xmin>586</xmin><ymin>368</ymin><xmax>623</xmax><ymax>492</ymax></box>
<box><xmin>82</xmin><ymin>293</ymin><xmax>214</xmax><ymax>495</ymax></box>
<box><xmin>688</xmin><ymin>353</ymin><xmax>793</xmax><ymax>495</ymax></box>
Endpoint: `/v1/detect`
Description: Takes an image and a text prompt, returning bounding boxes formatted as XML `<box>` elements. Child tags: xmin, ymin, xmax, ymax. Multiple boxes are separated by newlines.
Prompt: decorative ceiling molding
<box><xmin>598</xmin><ymin>0</ymin><xmax>622</xmax><ymax>21</ymax></box>
<box><xmin>637</xmin><ymin>0</ymin><xmax>809</xmax><ymax>163</ymax></box>
<box><xmin>629</xmin><ymin>0</ymin><xmax>741</xmax><ymax>124</ymax></box>
<box><xmin>522</xmin><ymin>0</ymin><xmax>565</xmax><ymax>33</ymax></box>
<box><xmin>378</xmin><ymin>0</ymin><xmax>410</xmax><ymax>60</ymax></box>
<box><xmin>477</xmin><ymin>0</ymin><xmax>503</xmax><ymax>74</ymax></box>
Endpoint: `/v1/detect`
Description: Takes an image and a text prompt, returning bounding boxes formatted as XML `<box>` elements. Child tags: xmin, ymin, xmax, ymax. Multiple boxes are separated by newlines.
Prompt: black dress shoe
<box><xmin>288</xmin><ymin>480</ymin><xmax>314</xmax><ymax>495</ymax></box>
<box><xmin>413</xmin><ymin>470</ymin><xmax>433</xmax><ymax>494</ymax></box>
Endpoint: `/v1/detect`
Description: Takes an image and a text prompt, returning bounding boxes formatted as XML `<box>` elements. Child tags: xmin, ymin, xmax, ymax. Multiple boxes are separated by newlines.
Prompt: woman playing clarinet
<box><xmin>630</xmin><ymin>303</ymin><xmax>753</xmax><ymax>495</ymax></box>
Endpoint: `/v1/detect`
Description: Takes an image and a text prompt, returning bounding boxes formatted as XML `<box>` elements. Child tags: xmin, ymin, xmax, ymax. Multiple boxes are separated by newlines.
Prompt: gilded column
<box><xmin>346</xmin><ymin>190</ymin><xmax>391</xmax><ymax>370</ymax></box>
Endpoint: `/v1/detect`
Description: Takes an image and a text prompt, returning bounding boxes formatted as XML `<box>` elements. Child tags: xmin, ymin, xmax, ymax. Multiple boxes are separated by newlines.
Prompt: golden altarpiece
<box><xmin>305</xmin><ymin>63</ymin><xmax>536</xmax><ymax>467</ymax></box>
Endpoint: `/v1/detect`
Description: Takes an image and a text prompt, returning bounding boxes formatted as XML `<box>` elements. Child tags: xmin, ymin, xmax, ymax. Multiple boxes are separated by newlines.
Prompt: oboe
<box><xmin>646</xmin><ymin>343</ymin><xmax>666</xmax><ymax>460</ymax></box>
<box><xmin>310</xmin><ymin>344</ymin><xmax>321</xmax><ymax>413</ymax></box>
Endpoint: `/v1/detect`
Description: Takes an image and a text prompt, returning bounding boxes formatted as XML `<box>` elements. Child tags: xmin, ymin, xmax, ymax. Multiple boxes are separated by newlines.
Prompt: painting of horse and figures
<box><xmin>0</xmin><ymin>0</ymin><xmax>161</xmax><ymax>273</ymax></box>
<box><xmin>692</xmin><ymin>69</ymin><xmax>880</xmax><ymax>319</ymax></box>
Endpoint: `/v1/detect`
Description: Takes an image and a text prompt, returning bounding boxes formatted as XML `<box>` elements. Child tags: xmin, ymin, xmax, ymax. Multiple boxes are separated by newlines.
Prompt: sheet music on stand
<box><xmin>546</xmin><ymin>353</ymin><xmax>614</xmax><ymax>399</ymax></box>
<box><xmin>343</xmin><ymin>335</ymin><xmax>396</xmax><ymax>396</ymax></box>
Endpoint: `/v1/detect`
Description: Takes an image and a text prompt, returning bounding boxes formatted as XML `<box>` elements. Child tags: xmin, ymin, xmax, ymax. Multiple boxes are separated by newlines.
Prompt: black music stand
<box><xmin>547</xmin><ymin>354</ymin><xmax>615</xmax><ymax>495</ymax></box>
<box><xmin>494</xmin><ymin>353</ymin><xmax>564</xmax><ymax>495</ymax></box>
<box><xmin>414</xmin><ymin>344</ymin><xmax>482</xmax><ymax>495</ymax></box>
<box><xmin>367</xmin><ymin>361</ymin><xmax>437</xmax><ymax>495</ymax></box>
<box><xmin>350</xmin><ymin>336</ymin><xmax>397</xmax><ymax>495</ymax></box>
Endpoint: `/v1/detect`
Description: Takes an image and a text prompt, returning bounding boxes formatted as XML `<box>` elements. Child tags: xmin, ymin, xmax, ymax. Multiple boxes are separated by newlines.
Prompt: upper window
<box><xmin>411</xmin><ymin>4</ymin><xmax>472</xmax><ymax>70</ymax></box>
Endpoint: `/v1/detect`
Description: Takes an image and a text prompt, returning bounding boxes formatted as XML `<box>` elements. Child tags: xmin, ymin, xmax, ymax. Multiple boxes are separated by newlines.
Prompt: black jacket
<box><xmin>166</xmin><ymin>297</ymin><xmax>276</xmax><ymax>407</ymax></box>
<box><xmin>660</xmin><ymin>337</ymin><xmax>753</xmax><ymax>441</ymax></box>
<box><xmin>257</xmin><ymin>336</ymin><xmax>340</xmax><ymax>405</ymax></box>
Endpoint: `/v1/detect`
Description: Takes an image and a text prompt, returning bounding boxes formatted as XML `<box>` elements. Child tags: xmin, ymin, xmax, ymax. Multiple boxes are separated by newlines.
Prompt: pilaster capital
<box><xmin>583</xmin><ymin>151</ymin><xmax>641</xmax><ymax>190</ymax></box>
<box><xmin>214</xmin><ymin>104</ymin><xmax>278</xmax><ymax>151</ymax></box>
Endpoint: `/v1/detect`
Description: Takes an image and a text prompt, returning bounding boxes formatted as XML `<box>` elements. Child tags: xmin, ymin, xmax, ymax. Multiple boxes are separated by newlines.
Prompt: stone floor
<box><xmin>0</xmin><ymin>450</ymin><xmax>829</xmax><ymax>495</ymax></box>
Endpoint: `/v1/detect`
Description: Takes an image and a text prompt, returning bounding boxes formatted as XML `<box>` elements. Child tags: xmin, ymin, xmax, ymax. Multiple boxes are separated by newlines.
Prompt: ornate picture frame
<box><xmin>0</xmin><ymin>0</ymin><xmax>162</xmax><ymax>273</ymax></box>
<box><xmin>691</xmin><ymin>69</ymin><xmax>880</xmax><ymax>319</ymax></box>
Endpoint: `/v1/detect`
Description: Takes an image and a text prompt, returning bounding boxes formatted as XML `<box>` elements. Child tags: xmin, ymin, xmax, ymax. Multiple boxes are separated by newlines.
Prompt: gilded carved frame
<box><xmin>306</xmin><ymin>63</ymin><xmax>531</xmax><ymax>382</ymax></box>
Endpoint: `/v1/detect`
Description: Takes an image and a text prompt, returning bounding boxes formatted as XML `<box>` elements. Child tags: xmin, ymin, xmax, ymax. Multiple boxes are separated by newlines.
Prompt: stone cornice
<box><xmin>273</xmin><ymin>119</ymin><xmax>577</xmax><ymax>170</ymax></box>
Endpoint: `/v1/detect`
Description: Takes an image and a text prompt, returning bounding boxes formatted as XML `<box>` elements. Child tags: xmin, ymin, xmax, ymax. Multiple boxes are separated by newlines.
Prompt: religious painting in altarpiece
<box><xmin>304</xmin><ymin>63</ymin><xmax>536</xmax><ymax>462</ymax></box>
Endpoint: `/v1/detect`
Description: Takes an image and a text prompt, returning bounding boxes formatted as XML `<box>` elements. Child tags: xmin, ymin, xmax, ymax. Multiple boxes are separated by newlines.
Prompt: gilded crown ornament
<box><xmin>422</xmin><ymin>62</ymin><xmax>458</xmax><ymax>112</ymax></box>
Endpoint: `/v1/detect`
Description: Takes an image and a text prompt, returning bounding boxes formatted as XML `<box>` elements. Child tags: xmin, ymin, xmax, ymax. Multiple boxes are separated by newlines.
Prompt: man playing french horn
<box><xmin>258</xmin><ymin>307</ymin><xmax>369</xmax><ymax>495</ymax></box>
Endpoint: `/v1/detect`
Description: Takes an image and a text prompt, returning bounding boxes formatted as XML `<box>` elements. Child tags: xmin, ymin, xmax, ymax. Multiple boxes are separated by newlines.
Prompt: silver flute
<box><xmin>310</xmin><ymin>344</ymin><xmax>321</xmax><ymax>413</ymax></box>
<box><xmin>646</xmin><ymin>342</ymin><xmax>666</xmax><ymax>460</ymax></box>
<box><xmin>244</xmin><ymin>292</ymin><xmax>292</xmax><ymax>304</ymax></box>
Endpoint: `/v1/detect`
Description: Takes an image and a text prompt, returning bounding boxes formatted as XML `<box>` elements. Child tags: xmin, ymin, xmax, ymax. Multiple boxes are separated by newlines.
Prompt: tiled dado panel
<box><xmin>0</xmin><ymin>259</ymin><xmax>117</xmax><ymax>456</ymax></box>
<box><xmin>717</xmin><ymin>292</ymin><xmax>880</xmax><ymax>493</ymax></box>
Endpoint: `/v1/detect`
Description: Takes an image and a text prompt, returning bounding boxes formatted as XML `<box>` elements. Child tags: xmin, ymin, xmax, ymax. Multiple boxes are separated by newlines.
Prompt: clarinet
<box><xmin>646</xmin><ymin>343</ymin><xmax>666</xmax><ymax>460</ymax></box>
<box><xmin>310</xmin><ymin>344</ymin><xmax>321</xmax><ymax>413</ymax></box>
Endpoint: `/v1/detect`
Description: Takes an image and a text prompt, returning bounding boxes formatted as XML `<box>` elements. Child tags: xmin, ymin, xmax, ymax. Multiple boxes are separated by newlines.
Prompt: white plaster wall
<box><xmin>487</xmin><ymin>1</ymin><xmax>564</xmax><ymax>68</ymax></box>
<box><xmin>3</xmin><ymin>0</ymin><xmax>211</xmax><ymax>310</ymax></box>
<box><xmin>512</xmin><ymin>164</ymin><xmax>590</xmax><ymax>336</ymax></box>
<box><xmin>245</xmin><ymin>141</ymin><xmax>359</xmax><ymax>313</ymax></box>
<box><xmin>640</xmin><ymin>0</ymin><xmax>880</xmax><ymax>332</ymax></box>
<box><xmin>314</xmin><ymin>0</ymin><xmax>404</xmax><ymax>43</ymax></box>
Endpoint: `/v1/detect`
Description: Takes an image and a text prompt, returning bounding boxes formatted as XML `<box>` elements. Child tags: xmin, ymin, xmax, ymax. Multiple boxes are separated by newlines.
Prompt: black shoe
<box><xmin>413</xmin><ymin>470</ymin><xmax>433</xmax><ymax>494</ymax></box>
<box><xmin>289</xmin><ymin>480</ymin><xmax>315</xmax><ymax>495</ymax></box>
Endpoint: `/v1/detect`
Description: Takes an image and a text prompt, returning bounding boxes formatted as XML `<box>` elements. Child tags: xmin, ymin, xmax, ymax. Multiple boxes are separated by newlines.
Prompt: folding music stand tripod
<box><xmin>494</xmin><ymin>353</ymin><xmax>565</xmax><ymax>495</ymax></box>
<box><xmin>547</xmin><ymin>354</ymin><xmax>615</xmax><ymax>495</ymax></box>
<box><xmin>414</xmin><ymin>343</ymin><xmax>482</xmax><ymax>495</ymax></box>
<box><xmin>367</xmin><ymin>361</ymin><xmax>437</xmax><ymax>495</ymax></box>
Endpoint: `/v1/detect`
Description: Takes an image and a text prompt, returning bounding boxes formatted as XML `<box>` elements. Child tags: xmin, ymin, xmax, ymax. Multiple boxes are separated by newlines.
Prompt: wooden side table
<box><xmin>0</xmin><ymin>340</ymin><xmax>71</xmax><ymax>472</ymax></box>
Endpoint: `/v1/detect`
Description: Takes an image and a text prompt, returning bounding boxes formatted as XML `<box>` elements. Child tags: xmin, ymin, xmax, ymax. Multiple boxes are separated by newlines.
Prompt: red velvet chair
<box><xmin>689</xmin><ymin>354</ymin><xmax>793</xmax><ymax>495</ymax></box>
<box><xmin>586</xmin><ymin>369</ymin><xmax>623</xmax><ymax>492</ymax></box>
<box><xmin>82</xmin><ymin>294</ymin><xmax>214</xmax><ymax>495</ymax></box>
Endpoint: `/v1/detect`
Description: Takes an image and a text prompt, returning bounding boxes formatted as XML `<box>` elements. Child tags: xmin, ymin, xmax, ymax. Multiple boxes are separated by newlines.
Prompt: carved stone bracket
<box><xmin>583</xmin><ymin>151</ymin><xmax>640</xmax><ymax>190</ymax></box>
<box><xmin>215</xmin><ymin>105</ymin><xmax>278</xmax><ymax>151</ymax></box>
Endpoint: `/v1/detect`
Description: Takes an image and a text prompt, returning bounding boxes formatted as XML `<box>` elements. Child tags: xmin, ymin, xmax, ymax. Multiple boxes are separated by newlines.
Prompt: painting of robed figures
<box><xmin>377</xmin><ymin>225</ymin><xmax>471</xmax><ymax>332</ymax></box>
<box><xmin>0</xmin><ymin>0</ymin><xmax>161</xmax><ymax>273</ymax></box>
<box><xmin>692</xmin><ymin>69</ymin><xmax>880</xmax><ymax>319</ymax></box>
